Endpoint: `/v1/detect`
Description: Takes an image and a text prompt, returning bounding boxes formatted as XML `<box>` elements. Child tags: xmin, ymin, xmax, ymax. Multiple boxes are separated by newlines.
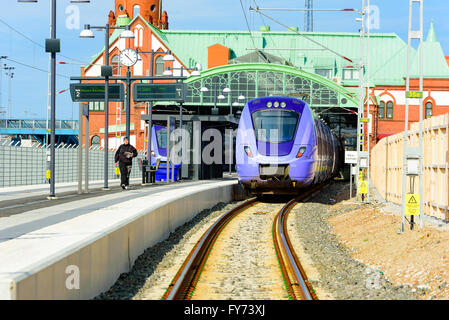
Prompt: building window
<box><xmin>89</xmin><ymin>102</ymin><xmax>105</xmax><ymax>112</ymax></box>
<box><xmin>111</xmin><ymin>55</ymin><xmax>120</xmax><ymax>75</ymax></box>
<box><xmin>133</xmin><ymin>5</ymin><xmax>141</xmax><ymax>18</ymax></box>
<box><xmin>315</xmin><ymin>69</ymin><xmax>332</xmax><ymax>79</ymax></box>
<box><xmin>91</xmin><ymin>135</ymin><xmax>100</xmax><ymax>146</ymax></box>
<box><xmin>155</xmin><ymin>56</ymin><xmax>164</xmax><ymax>75</ymax></box>
<box><xmin>386</xmin><ymin>101</ymin><xmax>393</xmax><ymax>119</ymax></box>
<box><xmin>378</xmin><ymin>101</ymin><xmax>385</xmax><ymax>119</ymax></box>
<box><xmin>343</xmin><ymin>69</ymin><xmax>359</xmax><ymax>80</ymax></box>
<box><xmin>425</xmin><ymin>101</ymin><xmax>433</xmax><ymax>119</ymax></box>
<box><xmin>134</xmin><ymin>25</ymin><xmax>143</xmax><ymax>48</ymax></box>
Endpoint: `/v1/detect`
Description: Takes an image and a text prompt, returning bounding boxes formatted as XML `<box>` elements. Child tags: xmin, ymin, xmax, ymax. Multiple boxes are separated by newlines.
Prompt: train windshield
<box><xmin>252</xmin><ymin>109</ymin><xmax>300</xmax><ymax>143</ymax></box>
<box><xmin>156</xmin><ymin>129</ymin><xmax>168</xmax><ymax>149</ymax></box>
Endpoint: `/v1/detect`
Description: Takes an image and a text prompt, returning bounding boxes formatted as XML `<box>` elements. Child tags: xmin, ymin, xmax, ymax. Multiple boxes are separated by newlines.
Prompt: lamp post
<box><xmin>80</xmin><ymin>23</ymin><xmax>134</xmax><ymax>190</ymax></box>
<box><xmin>200</xmin><ymin>84</ymin><xmax>231</xmax><ymax>115</ymax></box>
<box><xmin>19</xmin><ymin>0</ymin><xmax>90</xmax><ymax>199</ymax></box>
<box><xmin>0</xmin><ymin>57</ymin><xmax>7</xmax><ymax>122</ymax></box>
<box><xmin>4</xmin><ymin>67</ymin><xmax>14</xmax><ymax>119</ymax></box>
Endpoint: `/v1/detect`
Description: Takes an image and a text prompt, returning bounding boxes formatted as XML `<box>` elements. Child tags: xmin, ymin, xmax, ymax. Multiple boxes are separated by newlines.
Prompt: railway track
<box><xmin>162</xmin><ymin>185</ymin><xmax>325</xmax><ymax>300</ymax></box>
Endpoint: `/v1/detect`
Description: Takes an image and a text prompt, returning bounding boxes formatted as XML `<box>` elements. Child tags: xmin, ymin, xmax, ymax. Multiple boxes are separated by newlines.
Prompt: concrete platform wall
<box><xmin>0</xmin><ymin>181</ymin><xmax>239</xmax><ymax>299</ymax></box>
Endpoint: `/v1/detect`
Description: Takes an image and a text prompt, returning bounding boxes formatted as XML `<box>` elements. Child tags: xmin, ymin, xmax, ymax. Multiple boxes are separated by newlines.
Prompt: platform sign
<box><xmin>361</xmin><ymin>118</ymin><xmax>370</xmax><ymax>123</ymax></box>
<box><xmin>133</xmin><ymin>83</ymin><xmax>186</xmax><ymax>102</ymax></box>
<box><xmin>70</xmin><ymin>83</ymin><xmax>124</xmax><ymax>102</ymax></box>
<box><xmin>358</xmin><ymin>179</ymin><xmax>368</xmax><ymax>194</ymax></box>
<box><xmin>406</xmin><ymin>91</ymin><xmax>423</xmax><ymax>99</ymax></box>
<box><xmin>405</xmin><ymin>194</ymin><xmax>420</xmax><ymax>215</ymax></box>
<box><xmin>345</xmin><ymin>151</ymin><xmax>358</xmax><ymax>164</ymax></box>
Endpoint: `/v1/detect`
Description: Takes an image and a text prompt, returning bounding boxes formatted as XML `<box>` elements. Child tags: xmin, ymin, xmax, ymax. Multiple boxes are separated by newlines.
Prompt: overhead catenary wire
<box><xmin>251</xmin><ymin>0</ymin><xmax>291</xmax><ymax>64</ymax></box>
<box><xmin>0</xmin><ymin>17</ymin><xmax>89</xmax><ymax>65</ymax></box>
<box><xmin>4</xmin><ymin>57</ymin><xmax>70</xmax><ymax>79</ymax></box>
<box><xmin>250</xmin><ymin>6</ymin><xmax>355</xmax><ymax>65</ymax></box>
<box><xmin>239</xmin><ymin>0</ymin><xmax>269</xmax><ymax>63</ymax></box>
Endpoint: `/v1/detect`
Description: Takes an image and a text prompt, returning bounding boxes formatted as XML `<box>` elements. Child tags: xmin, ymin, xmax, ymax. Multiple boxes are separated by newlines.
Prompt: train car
<box><xmin>236</xmin><ymin>96</ymin><xmax>340</xmax><ymax>195</ymax></box>
<box><xmin>148</xmin><ymin>125</ymin><xmax>181</xmax><ymax>182</ymax></box>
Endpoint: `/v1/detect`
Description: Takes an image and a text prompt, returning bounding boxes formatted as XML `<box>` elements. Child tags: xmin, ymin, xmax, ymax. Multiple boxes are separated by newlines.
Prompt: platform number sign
<box><xmin>405</xmin><ymin>91</ymin><xmax>423</xmax><ymax>99</ymax></box>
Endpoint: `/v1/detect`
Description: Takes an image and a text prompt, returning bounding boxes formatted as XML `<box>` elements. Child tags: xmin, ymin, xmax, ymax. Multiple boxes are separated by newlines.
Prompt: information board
<box><xmin>70</xmin><ymin>83</ymin><xmax>124</xmax><ymax>102</ymax></box>
<box><xmin>133</xmin><ymin>83</ymin><xmax>186</xmax><ymax>102</ymax></box>
<box><xmin>345</xmin><ymin>151</ymin><xmax>358</xmax><ymax>164</ymax></box>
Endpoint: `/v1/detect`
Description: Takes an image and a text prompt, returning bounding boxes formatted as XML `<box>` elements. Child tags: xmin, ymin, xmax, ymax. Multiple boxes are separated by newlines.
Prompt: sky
<box><xmin>0</xmin><ymin>0</ymin><xmax>447</xmax><ymax>121</ymax></box>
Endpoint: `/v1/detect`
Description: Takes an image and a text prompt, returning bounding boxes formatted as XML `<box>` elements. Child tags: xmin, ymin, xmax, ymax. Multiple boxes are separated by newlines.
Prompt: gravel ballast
<box><xmin>289</xmin><ymin>182</ymin><xmax>419</xmax><ymax>300</ymax></box>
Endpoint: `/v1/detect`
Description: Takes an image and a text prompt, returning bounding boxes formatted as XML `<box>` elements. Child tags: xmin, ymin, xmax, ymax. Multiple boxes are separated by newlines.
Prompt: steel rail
<box><xmin>162</xmin><ymin>198</ymin><xmax>258</xmax><ymax>300</ymax></box>
<box><xmin>273</xmin><ymin>184</ymin><xmax>325</xmax><ymax>300</ymax></box>
<box><xmin>162</xmin><ymin>183</ymin><xmax>326</xmax><ymax>300</ymax></box>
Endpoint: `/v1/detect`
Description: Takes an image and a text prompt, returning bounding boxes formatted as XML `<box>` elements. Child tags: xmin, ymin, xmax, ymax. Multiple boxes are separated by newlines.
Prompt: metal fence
<box><xmin>0</xmin><ymin>140</ymin><xmax>146</xmax><ymax>188</ymax></box>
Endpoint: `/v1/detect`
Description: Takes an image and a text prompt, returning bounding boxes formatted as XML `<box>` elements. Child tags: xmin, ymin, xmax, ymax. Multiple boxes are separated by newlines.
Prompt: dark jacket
<box><xmin>115</xmin><ymin>143</ymin><xmax>138</xmax><ymax>165</ymax></box>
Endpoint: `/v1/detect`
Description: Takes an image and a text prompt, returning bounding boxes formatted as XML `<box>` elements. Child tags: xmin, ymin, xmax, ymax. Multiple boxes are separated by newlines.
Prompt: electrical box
<box><xmin>406</xmin><ymin>147</ymin><xmax>421</xmax><ymax>176</ymax></box>
<box><xmin>45</xmin><ymin>39</ymin><xmax>60</xmax><ymax>53</ymax></box>
<box><xmin>359</xmin><ymin>151</ymin><xmax>369</xmax><ymax>168</ymax></box>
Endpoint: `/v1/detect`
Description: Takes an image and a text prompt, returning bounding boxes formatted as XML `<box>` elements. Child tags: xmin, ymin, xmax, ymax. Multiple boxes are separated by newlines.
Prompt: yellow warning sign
<box><xmin>358</xmin><ymin>179</ymin><xmax>368</xmax><ymax>194</ymax></box>
<box><xmin>405</xmin><ymin>194</ymin><xmax>420</xmax><ymax>215</ymax></box>
<box><xmin>46</xmin><ymin>170</ymin><xmax>51</xmax><ymax>180</ymax></box>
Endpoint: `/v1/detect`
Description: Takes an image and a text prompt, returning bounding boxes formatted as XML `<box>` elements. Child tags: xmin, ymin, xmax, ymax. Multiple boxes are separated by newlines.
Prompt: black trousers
<box><xmin>119</xmin><ymin>162</ymin><xmax>132</xmax><ymax>186</ymax></box>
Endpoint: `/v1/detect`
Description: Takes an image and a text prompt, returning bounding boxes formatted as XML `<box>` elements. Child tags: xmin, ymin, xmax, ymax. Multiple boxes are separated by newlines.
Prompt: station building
<box><xmin>81</xmin><ymin>0</ymin><xmax>449</xmax><ymax>156</ymax></box>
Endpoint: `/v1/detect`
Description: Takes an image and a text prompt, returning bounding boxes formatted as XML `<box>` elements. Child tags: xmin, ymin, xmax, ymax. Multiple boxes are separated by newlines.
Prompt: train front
<box><xmin>236</xmin><ymin>96</ymin><xmax>316</xmax><ymax>194</ymax></box>
<box><xmin>148</xmin><ymin>125</ymin><xmax>181</xmax><ymax>181</ymax></box>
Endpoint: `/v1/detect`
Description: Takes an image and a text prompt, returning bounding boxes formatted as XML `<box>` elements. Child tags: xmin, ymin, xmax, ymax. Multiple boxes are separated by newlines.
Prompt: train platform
<box><xmin>0</xmin><ymin>177</ymin><xmax>240</xmax><ymax>299</ymax></box>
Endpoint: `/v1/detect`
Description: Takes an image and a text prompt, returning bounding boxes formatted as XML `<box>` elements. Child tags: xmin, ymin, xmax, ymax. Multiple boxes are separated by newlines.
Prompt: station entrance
<box><xmin>145</xmin><ymin>63</ymin><xmax>365</xmax><ymax>180</ymax></box>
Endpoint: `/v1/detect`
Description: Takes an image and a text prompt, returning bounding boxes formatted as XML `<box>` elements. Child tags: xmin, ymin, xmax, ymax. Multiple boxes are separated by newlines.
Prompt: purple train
<box><xmin>148</xmin><ymin>125</ymin><xmax>181</xmax><ymax>182</ymax></box>
<box><xmin>236</xmin><ymin>96</ymin><xmax>341</xmax><ymax>195</ymax></box>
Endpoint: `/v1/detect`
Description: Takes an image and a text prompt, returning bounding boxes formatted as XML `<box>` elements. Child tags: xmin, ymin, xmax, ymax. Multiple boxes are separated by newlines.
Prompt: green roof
<box><xmin>86</xmin><ymin>18</ymin><xmax>449</xmax><ymax>85</ymax></box>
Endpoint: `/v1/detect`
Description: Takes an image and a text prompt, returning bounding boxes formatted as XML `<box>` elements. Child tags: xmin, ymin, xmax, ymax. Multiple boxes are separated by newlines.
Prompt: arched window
<box><xmin>378</xmin><ymin>101</ymin><xmax>385</xmax><ymax>119</ymax></box>
<box><xmin>91</xmin><ymin>135</ymin><xmax>100</xmax><ymax>146</ymax></box>
<box><xmin>134</xmin><ymin>25</ymin><xmax>143</xmax><ymax>48</ymax></box>
<box><xmin>133</xmin><ymin>5</ymin><xmax>141</xmax><ymax>18</ymax></box>
<box><xmin>386</xmin><ymin>101</ymin><xmax>393</xmax><ymax>119</ymax></box>
<box><xmin>111</xmin><ymin>55</ymin><xmax>120</xmax><ymax>75</ymax></box>
<box><xmin>155</xmin><ymin>56</ymin><xmax>164</xmax><ymax>75</ymax></box>
<box><xmin>425</xmin><ymin>101</ymin><xmax>433</xmax><ymax>119</ymax></box>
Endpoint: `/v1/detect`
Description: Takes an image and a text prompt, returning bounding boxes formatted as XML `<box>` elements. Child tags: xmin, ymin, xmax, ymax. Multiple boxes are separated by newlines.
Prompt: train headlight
<box><xmin>274</xmin><ymin>101</ymin><xmax>280</xmax><ymax>108</ymax></box>
<box><xmin>151</xmin><ymin>151</ymin><xmax>156</xmax><ymax>157</ymax></box>
<box><xmin>244</xmin><ymin>146</ymin><xmax>253</xmax><ymax>158</ymax></box>
<box><xmin>296</xmin><ymin>147</ymin><xmax>307</xmax><ymax>158</ymax></box>
<box><xmin>281</xmin><ymin>102</ymin><xmax>286</xmax><ymax>108</ymax></box>
<box><xmin>266</xmin><ymin>101</ymin><xmax>273</xmax><ymax>108</ymax></box>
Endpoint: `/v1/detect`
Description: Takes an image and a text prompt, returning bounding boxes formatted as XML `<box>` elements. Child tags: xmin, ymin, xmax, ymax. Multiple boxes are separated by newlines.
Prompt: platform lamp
<box><xmin>79</xmin><ymin>23</ymin><xmax>134</xmax><ymax>190</ymax></box>
<box><xmin>18</xmin><ymin>0</ymin><xmax>90</xmax><ymax>199</ymax></box>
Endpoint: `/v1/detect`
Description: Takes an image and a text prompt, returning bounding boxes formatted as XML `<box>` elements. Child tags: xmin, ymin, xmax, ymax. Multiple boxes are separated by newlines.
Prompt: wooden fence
<box><xmin>371</xmin><ymin>113</ymin><xmax>449</xmax><ymax>221</ymax></box>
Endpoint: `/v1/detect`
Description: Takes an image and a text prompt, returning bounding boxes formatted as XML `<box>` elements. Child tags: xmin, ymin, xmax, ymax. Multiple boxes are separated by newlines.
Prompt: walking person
<box><xmin>115</xmin><ymin>137</ymin><xmax>138</xmax><ymax>190</ymax></box>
